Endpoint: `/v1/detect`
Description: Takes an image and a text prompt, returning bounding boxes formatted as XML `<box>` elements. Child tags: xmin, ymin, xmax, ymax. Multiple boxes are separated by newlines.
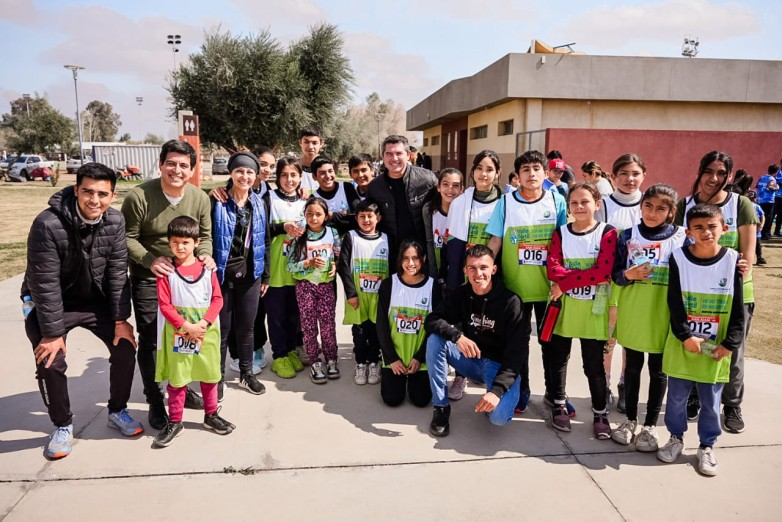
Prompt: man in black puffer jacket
<box><xmin>25</xmin><ymin>163</ymin><xmax>142</xmax><ymax>460</ymax></box>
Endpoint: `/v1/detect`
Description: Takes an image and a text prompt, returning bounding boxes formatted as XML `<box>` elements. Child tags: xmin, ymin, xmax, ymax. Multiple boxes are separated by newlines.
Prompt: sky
<box><xmin>0</xmin><ymin>0</ymin><xmax>779</xmax><ymax>142</ymax></box>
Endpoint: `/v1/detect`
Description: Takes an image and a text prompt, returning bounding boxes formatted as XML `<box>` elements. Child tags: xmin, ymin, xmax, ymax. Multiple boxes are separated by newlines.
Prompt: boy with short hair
<box><xmin>487</xmin><ymin>150</ymin><xmax>568</xmax><ymax>414</ymax></box>
<box><xmin>543</xmin><ymin>158</ymin><xmax>569</xmax><ymax>198</ymax></box>
<box><xmin>337</xmin><ymin>200</ymin><xmax>390</xmax><ymax>385</ymax></box>
<box><xmin>299</xmin><ymin>126</ymin><xmax>325</xmax><ymax>197</ymax></box>
<box><xmin>658</xmin><ymin>204</ymin><xmax>745</xmax><ymax>476</ymax></box>
<box><xmin>349</xmin><ymin>153</ymin><xmax>375</xmax><ymax>200</ymax></box>
<box><xmin>154</xmin><ymin>216</ymin><xmax>233</xmax><ymax>447</ymax></box>
<box><xmin>312</xmin><ymin>154</ymin><xmax>361</xmax><ymax>235</ymax></box>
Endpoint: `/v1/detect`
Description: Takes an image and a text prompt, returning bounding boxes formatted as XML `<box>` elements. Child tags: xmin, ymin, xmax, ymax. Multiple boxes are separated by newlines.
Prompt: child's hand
<box><xmin>389</xmin><ymin>360</ymin><xmax>407</xmax><ymax>375</ymax></box>
<box><xmin>347</xmin><ymin>297</ymin><xmax>359</xmax><ymax>309</ymax></box>
<box><xmin>549</xmin><ymin>283</ymin><xmax>563</xmax><ymax>301</ymax></box>
<box><xmin>327</xmin><ymin>262</ymin><xmax>336</xmax><ymax>278</ymax></box>
<box><xmin>625</xmin><ymin>262</ymin><xmax>652</xmax><ymax>280</ymax></box>
<box><xmin>712</xmin><ymin>345</ymin><xmax>731</xmax><ymax>361</ymax></box>
<box><xmin>283</xmin><ymin>221</ymin><xmax>304</xmax><ymax>238</ymax></box>
<box><xmin>309</xmin><ymin>256</ymin><xmax>327</xmax><ymax>269</ymax></box>
<box><xmin>737</xmin><ymin>254</ymin><xmax>749</xmax><ymax>277</ymax></box>
<box><xmin>683</xmin><ymin>336</ymin><xmax>703</xmax><ymax>353</ymax></box>
<box><xmin>407</xmin><ymin>359</ymin><xmax>421</xmax><ymax>374</ymax></box>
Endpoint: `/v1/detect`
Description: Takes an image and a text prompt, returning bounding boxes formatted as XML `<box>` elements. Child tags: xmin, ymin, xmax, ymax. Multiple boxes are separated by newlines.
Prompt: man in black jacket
<box><xmin>424</xmin><ymin>245</ymin><xmax>525</xmax><ymax>437</ymax></box>
<box><xmin>25</xmin><ymin>163</ymin><xmax>141</xmax><ymax>460</ymax></box>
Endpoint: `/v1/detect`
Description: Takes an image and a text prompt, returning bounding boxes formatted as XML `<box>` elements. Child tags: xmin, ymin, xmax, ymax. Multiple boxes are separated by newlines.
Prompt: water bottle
<box><xmin>339</xmin><ymin>201</ymin><xmax>348</xmax><ymax>215</ymax></box>
<box><xmin>700</xmin><ymin>339</ymin><xmax>717</xmax><ymax>358</ymax></box>
<box><xmin>628</xmin><ymin>239</ymin><xmax>649</xmax><ymax>267</ymax></box>
<box><xmin>592</xmin><ymin>284</ymin><xmax>608</xmax><ymax>314</ymax></box>
<box><xmin>22</xmin><ymin>295</ymin><xmax>34</xmax><ymax>318</ymax></box>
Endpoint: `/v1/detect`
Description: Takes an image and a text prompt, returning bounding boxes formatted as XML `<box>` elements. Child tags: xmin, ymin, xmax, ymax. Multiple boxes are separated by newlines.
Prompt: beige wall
<box><xmin>422</xmin><ymin>125</ymin><xmax>442</xmax><ymax>171</ymax></box>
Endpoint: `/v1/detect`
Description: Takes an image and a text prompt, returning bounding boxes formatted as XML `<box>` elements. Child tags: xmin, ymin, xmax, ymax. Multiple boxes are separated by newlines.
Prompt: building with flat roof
<box><xmin>408</xmin><ymin>51</ymin><xmax>782</xmax><ymax>195</ymax></box>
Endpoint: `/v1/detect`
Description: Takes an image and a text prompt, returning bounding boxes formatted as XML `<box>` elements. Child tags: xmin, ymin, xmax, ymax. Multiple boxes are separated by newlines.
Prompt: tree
<box><xmin>118</xmin><ymin>132</ymin><xmax>131</xmax><ymax>142</ymax></box>
<box><xmin>169</xmin><ymin>23</ymin><xmax>354</xmax><ymax>152</ymax></box>
<box><xmin>143</xmin><ymin>133</ymin><xmax>165</xmax><ymax>145</ymax></box>
<box><xmin>0</xmin><ymin>95</ymin><xmax>74</xmax><ymax>154</ymax></box>
<box><xmin>82</xmin><ymin>100</ymin><xmax>121</xmax><ymax>141</ymax></box>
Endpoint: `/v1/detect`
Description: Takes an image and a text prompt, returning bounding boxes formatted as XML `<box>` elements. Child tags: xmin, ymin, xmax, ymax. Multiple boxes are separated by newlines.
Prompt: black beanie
<box><xmin>227</xmin><ymin>151</ymin><xmax>259</xmax><ymax>174</ymax></box>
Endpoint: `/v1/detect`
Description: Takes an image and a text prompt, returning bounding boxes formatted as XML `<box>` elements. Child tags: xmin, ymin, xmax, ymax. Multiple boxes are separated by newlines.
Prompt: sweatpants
<box><xmin>26</xmin><ymin>306</ymin><xmax>137</xmax><ymax>427</ymax></box>
<box><xmin>219</xmin><ymin>276</ymin><xmax>262</xmax><ymax>378</ymax></box>
<box><xmin>666</xmin><ymin>377</ymin><xmax>723</xmax><ymax>447</ymax></box>
<box><xmin>295</xmin><ymin>279</ymin><xmax>338</xmax><ymax>363</ymax></box>
<box><xmin>265</xmin><ymin>285</ymin><xmax>302</xmax><ymax>359</ymax></box>
<box><xmin>352</xmin><ymin>320</ymin><xmax>380</xmax><ymax>364</ymax></box>
<box><xmin>547</xmin><ymin>334</ymin><xmax>607</xmax><ymax>412</ymax></box>
<box><xmin>167</xmin><ymin>382</ymin><xmax>218</xmax><ymax>423</ymax></box>
<box><xmin>380</xmin><ymin>368</ymin><xmax>431</xmax><ymax>407</ymax></box>
<box><xmin>623</xmin><ymin>348</ymin><xmax>666</xmax><ymax>426</ymax></box>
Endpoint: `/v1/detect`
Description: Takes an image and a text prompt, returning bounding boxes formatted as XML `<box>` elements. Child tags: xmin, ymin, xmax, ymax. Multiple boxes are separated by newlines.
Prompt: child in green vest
<box><xmin>657</xmin><ymin>203</ymin><xmax>745</xmax><ymax>476</ymax></box>
<box><xmin>337</xmin><ymin>200</ymin><xmax>390</xmax><ymax>385</ymax></box>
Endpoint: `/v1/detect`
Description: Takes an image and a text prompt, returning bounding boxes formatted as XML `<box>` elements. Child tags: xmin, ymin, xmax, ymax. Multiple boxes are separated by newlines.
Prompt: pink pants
<box><xmin>167</xmin><ymin>382</ymin><xmax>218</xmax><ymax>423</ymax></box>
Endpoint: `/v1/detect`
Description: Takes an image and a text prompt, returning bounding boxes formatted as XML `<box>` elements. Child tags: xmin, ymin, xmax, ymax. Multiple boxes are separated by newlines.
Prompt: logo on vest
<box><xmin>543</xmin><ymin>210</ymin><xmax>551</xmax><ymax>218</ymax></box>
<box><xmin>719</xmin><ymin>278</ymin><xmax>727</xmax><ymax>287</ymax></box>
<box><xmin>726</xmin><ymin>218</ymin><xmax>734</xmax><ymax>226</ymax></box>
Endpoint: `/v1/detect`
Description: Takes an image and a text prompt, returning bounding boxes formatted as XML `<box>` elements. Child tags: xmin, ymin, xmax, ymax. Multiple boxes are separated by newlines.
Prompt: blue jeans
<box><xmin>426</xmin><ymin>334</ymin><xmax>520</xmax><ymax>426</ymax></box>
<box><xmin>665</xmin><ymin>376</ymin><xmax>723</xmax><ymax>447</ymax></box>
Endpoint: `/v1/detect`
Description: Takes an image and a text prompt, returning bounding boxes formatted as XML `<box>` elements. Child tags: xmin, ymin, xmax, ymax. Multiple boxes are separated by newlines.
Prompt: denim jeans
<box><xmin>665</xmin><ymin>376</ymin><xmax>723</xmax><ymax>447</ymax></box>
<box><xmin>426</xmin><ymin>334</ymin><xmax>520</xmax><ymax>426</ymax></box>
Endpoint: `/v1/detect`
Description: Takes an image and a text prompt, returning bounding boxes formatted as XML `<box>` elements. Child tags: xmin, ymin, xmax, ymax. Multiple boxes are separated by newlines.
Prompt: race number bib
<box><xmin>640</xmin><ymin>242</ymin><xmax>662</xmax><ymax>264</ymax></box>
<box><xmin>359</xmin><ymin>274</ymin><xmax>381</xmax><ymax>293</ymax></box>
<box><xmin>687</xmin><ymin>315</ymin><xmax>720</xmax><ymax>341</ymax></box>
<box><xmin>282</xmin><ymin>238</ymin><xmax>293</xmax><ymax>257</ymax></box>
<box><xmin>173</xmin><ymin>333</ymin><xmax>202</xmax><ymax>355</ymax></box>
<box><xmin>518</xmin><ymin>244</ymin><xmax>547</xmax><ymax>266</ymax></box>
<box><xmin>307</xmin><ymin>243</ymin><xmax>333</xmax><ymax>259</ymax></box>
<box><xmin>395</xmin><ymin>313</ymin><xmax>423</xmax><ymax>334</ymax></box>
<box><xmin>567</xmin><ymin>285</ymin><xmax>596</xmax><ymax>300</ymax></box>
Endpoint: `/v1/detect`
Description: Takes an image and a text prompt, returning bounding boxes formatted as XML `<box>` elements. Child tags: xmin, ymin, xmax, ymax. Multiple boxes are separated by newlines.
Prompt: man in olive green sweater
<box><xmin>121</xmin><ymin>140</ymin><xmax>215</xmax><ymax>430</ymax></box>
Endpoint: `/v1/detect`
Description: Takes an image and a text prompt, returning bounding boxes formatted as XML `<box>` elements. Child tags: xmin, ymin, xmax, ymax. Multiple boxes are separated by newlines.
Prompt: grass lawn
<box><xmin>2</xmin><ymin>178</ymin><xmax>780</xmax><ymax>365</ymax></box>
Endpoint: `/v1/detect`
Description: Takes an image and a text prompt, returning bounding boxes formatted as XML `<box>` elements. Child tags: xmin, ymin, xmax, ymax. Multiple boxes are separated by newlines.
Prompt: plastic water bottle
<box><xmin>628</xmin><ymin>239</ymin><xmax>649</xmax><ymax>267</ymax></box>
<box><xmin>592</xmin><ymin>284</ymin><xmax>608</xmax><ymax>314</ymax></box>
<box><xmin>22</xmin><ymin>295</ymin><xmax>34</xmax><ymax>318</ymax></box>
<box><xmin>700</xmin><ymin>339</ymin><xmax>717</xmax><ymax>358</ymax></box>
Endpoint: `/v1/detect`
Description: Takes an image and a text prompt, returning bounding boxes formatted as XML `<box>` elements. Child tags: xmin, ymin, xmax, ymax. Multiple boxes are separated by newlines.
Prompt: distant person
<box><xmin>26</xmin><ymin>163</ymin><xmax>141</xmax><ymax>460</ymax></box>
<box><xmin>755</xmin><ymin>164</ymin><xmax>778</xmax><ymax>240</ymax></box>
<box><xmin>504</xmin><ymin>171</ymin><xmax>520</xmax><ymax>193</ymax></box>
<box><xmin>547</xmin><ymin>150</ymin><xmax>575</xmax><ymax>185</ymax></box>
<box><xmin>747</xmin><ymin>190</ymin><xmax>767</xmax><ymax>265</ymax></box>
<box><xmin>774</xmin><ymin>159</ymin><xmax>782</xmax><ymax>236</ymax></box>
<box><xmin>581</xmin><ymin>160</ymin><xmax>614</xmax><ymax>197</ymax></box>
<box><xmin>543</xmin><ymin>158</ymin><xmax>569</xmax><ymax>198</ymax></box>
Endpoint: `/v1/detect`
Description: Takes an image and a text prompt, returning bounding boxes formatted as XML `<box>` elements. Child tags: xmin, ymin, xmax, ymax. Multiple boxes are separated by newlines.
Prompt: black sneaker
<box><xmin>239</xmin><ymin>372</ymin><xmax>266</xmax><ymax>395</ymax></box>
<box><xmin>617</xmin><ymin>382</ymin><xmax>626</xmax><ymax>414</ymax></box>
<box><xmin>723</xmin><ymin>406</ymin><xmax>745</xmax><ymax>433</ymax></box>
<box><xmin>184</xmin><ymin>387</ymin><xmax>204</xmax><ymax>409</ymax></box>
<box><xmin>429</xmin><ymin>405</ymin><xmax>451</xmax><ymax>437</ymax></box>
<box><xmin>148</xmin><ymin>402</ymin><xmax>169</xmax><ymax>431</ymax></box>
<box><xmin>153</xmin><ymin>422</ymin><xmax>183</xmax><ymax>448</ymax></box>
<box><xmin>217</xmin><ymin>381</ymin><xmax>225</xmax><ymax>403</ymax></box>
<box><xmin>687</xmin><ymin>394</ymin><xmax>701</xmax><ymax>420</ymax></box>
<box><xmin>204</xmin><ymin>408</ymin><xmax>235</xmax><ymax>435</ymax></box>
<box><xmin>757</xmin><ymin>257</ymin><xmax>768</xmax><ymax>265</ymax></box>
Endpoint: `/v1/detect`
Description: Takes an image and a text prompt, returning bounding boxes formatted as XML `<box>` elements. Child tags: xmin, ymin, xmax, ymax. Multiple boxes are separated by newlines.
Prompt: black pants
<box><xmin>520</xmin><ymin>301</ymin><xmax>547</xmax><ymax>394</ymax></box>
<box><xmin>774</xmin><ymin>198</ymin><xmax>782</xmax><ymax>234</ymax></box>
<box><xmin>26</xmin><ymin>306</ymin><xmax>136</xmax><ymax>427</ymax></box>
<box><xmin>760</xmin><ymin>202</ymin><xmax>774</xmax><ymax>237</ymax></box>
<box><xmin>623</xmin><ymin>348</ymin><xmax>666</xmax><ymax>425</ymax></box>
<box><xmin>130</xmin><ymin>277</ymin><xmax>165</xmax><ymax>405</ymax></box>
<box><xmin>380</xmin><ymin>368</ymin><xmax>431</xmax><ymax>407</ymax></box>
<box><xmin>226</xmin><ymin>290</ymin><xmax>268</xmax><ymax>360</ymax></box>
<box><xmin>220</xmin><ymin>277</ymin><xmax>262</xmax><ymax>377</ymax></box>
<box><xmin>352</xmin><ymin>320</ymin><xmax>380</xmax><ymax>364</ymax></box>
<box><xmin>756</xmin><ymin>235</ymin><xmax>764</xmax><ymax>260</ymax></box>
<box><xmin>264</xmin><ymin>285</ymin><xmax>302</xmax><ymax>359</ymax></box>
<box><xmin>547</xmin><ymin>334</ymin><xmax>607</xmax><ymax>412</ymax></box>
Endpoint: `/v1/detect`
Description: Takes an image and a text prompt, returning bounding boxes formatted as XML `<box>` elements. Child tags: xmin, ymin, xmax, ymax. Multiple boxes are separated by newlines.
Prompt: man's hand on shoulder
<box><xmin>456</xmin><ymin>334</ymin><xmax>481</xmax><ymax>358</ymax></box>
<box><xmin>150</xmin><ymin>257</ymin><xmax>176</xmax><ymax>277</ymax></box>
<box><xmin>198</xmin><ymin>255</ymin><xmax>216</xmax><ymax>271</ymax></box>
<box><xmin>474</xmin><ymin>391</ymin><xmax>500</xmax><ymax>413</ymax></box>
<box><xmin>34</xmin><ymin>337</ymin><xmax>67</xmax><ymax>368</ymax></box>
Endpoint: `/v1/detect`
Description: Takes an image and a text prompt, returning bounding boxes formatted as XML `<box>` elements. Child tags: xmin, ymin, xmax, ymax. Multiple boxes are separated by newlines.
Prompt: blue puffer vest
<box><xmin>212</xmin><ymin>190</ymin><xmax>266</xmax><ymax>284</ymax></box>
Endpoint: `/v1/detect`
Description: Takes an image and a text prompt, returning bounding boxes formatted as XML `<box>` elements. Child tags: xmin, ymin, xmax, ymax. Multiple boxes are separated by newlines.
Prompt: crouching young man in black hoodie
<box><xmin>424</xmin><ymin>244</ymin><xmax>526</xmax><ymax>437</ymax></box>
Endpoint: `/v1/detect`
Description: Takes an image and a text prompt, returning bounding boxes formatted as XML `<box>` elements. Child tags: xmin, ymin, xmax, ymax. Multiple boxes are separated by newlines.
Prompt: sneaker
<box><xmin>310</xmin><ymin>361</ymin><xmax>327</xmax><ymax>384</ymax></box>
<box><xmin>239</xmin><ymin>372</ymin><xmax>266</xmax><ymax>395</ymax></box>
<box><xmin>687</xmin><ymin>394</ymin><xmax>700</xmax><ymax>420</ymax></box>
<box><xmin>515</xmin><ymin>388</ymin><xmax>531</xmax><ymax>414</ymax></box>
<box><xmin>184</xmin><ymin>387</ymin><xmax>204</xmax><ymax>410</ymax></box>
<box><xmin>697</xmin><ymin>446</ymin><xmax>719</xmax><ymax>476</ymax></box>
<box><xmin>367</xmin><ymin>362</ymin><xmax>381</xmax><ymax>385</ymax></box>
<box><xmin>46</xmin><ymin>425</ymin><xmax>73</xmax><ymax>459</ymax></box>
<box><xmin>254</xmin><ymin>349</ymin><xmax>268</xmax><ymax>370</ymax></box>
<box><xmin>635</xmin><ymin>425</ymin><xmax>659</xmax><ymax>452</ymax></box>
<box><xmin>204</xmin><ymin>408</ymin><xmax>235</xmax><ymax>435</ymax></box>
<box><xmin>217</xmin><ymin>381</ymin><xmax>225</xmax><ymax>403</ymax></box>
<box><xmin>723</xmin><ymin>406</ymin><xmax>745</xmax><ymax>433</ymax></box>
<box><xmin>448</xmin><ymin>376</ymin><xmax>468</xmax><ymax>400</ymax></box>
<box><xmin>287</xmin><ymin>350</ymin><xmax>305</xmax><ymax>372</ymax></box>
<box><xmin>229</xmin><ymin>358</ymin><xmax>241</xmax><ymax>372</ymax></box>
<box><xmin>593</xmin><ymin>413</ymin><xmax>611</xmax><ymax>440</ymax></box>
<box><xmin>326</xmin><ymin>359</ymin><xmax>340</xmax><ymax>380</ymax></box>
<box><xmin>611</xmin><ymin>419</ymin><xmax>637</xmax><ymax>445</ymax></box>
<box><xmin>148</xmin><ymin>402</ymin><xmax>169</xmax><ymax>431</ymax></box>
<box><xmin>295</xmin><ymin>345</ymin><xmax>310</xmax><ymax>366</ymax></box>
<box><xmin>354</xmin><ymin>363</ymin><xmax>368</xmax><ymax>385</ymax></box>
<box><xmin>656</xmin><ymin>436</ymin><xmax>684</xmax><ymax>463</ymax></box>
<box><xmin>544</xmin><ymin>394</ymin><xmax>577</xmax><ymax>417</ymax></box>
<box><xmin>153</xmin><ymin>421</ymin><xmax>183</xmax><ymax>448</ymax></box>
<box><xmin>429</xmin><ymin>405</ymin><xmax>451</xmax><ymax>437</ymax></box>
<box><xmin>272</xmin><ymin>356</ymin><xmax>296</xmax><ymax>379</ymax></box>
<box><xmin>757</xmin><ymin>257</ymin><xmax>768</xmax><ymax>265</ymax></box>
<box><xmin>107</xmin><ymin>409</ymin><xmax>144</xmax><ymax>437</ymax></box>
<box><xmin>616</xmin><ymin>382</ymin><xmax>626</xmax><ymax>414</ymax></box>
<box><xmin>552</xmin><ymin>404</ymin><xmax>572</xmax><ymax>432</ymax></box>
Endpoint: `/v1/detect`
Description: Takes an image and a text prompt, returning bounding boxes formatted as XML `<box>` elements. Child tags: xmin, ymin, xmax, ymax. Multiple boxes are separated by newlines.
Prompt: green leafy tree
<box><xmin>169</xmin><ymin>23</ymin><xmax>354</xmax><ymax>152</ymax></box>
<box><xmin>143</xmin><ymin>133</ymin><xmax>165</xmax><ymax>145</ymax></box>
<box><xmin>1</xmin><ymin>95</ymin><xmax>74</xmax><ymax>154</ymax></box>
<box><xmin>82</xmin><ymin>100</ymin><xmax>122</xmax><ymax>141</ymax></box>
<box><xmin>118</xmin><ymin>132</ymin><xmax>132</xmax><ymax>142</ymax></box>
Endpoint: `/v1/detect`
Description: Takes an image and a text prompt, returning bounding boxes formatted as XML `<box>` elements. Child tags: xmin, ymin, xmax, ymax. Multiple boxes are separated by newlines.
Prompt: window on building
<box><xmin>498</xmin><ymin>119</ymin><xmax>514</xmax><ymax>136</ymax></box>
<box><xmin>423</xmin><ymin>137</ymin><xmax>429</xmax><ymax>147</ymax></box>
<box><xmin>470</xmin><ymin>125</ymin><xmax>488</xmax><ymax>140</ymax></box>
<box><xmin>431</xmin><ymin>135</ymin><xmax>440</xmax><ymax>146</ymax></box>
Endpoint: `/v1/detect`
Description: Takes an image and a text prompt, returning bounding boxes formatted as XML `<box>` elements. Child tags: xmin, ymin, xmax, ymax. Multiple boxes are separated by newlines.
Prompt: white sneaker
<box><xmin>635</xmin><ymin>425</ymin><xmax>659</xmax><ymax>452</ymax></box>
<box><xmin>229</xmin><ymin>358</ymin><xmax>241</xmax><ymax>372</ymax></box>
<box><xmin>254</xmin><ymin>349</ymin><xmax>267</xmax><ymax>371</ymax></box>
<box><xmin>610</xmin><ymin>419</ymin><xmax>637</xmax><ymax>445</ymax></box>
<box><xmin>697</xmin><ymin>446</ymin><xmax>719</xmax><ymax>476</ymax></box>
<box><xmin>656</xmin><ymin>436</ymin><xmax>684</xmax><ymax>463</ymax></box>
<box><xmin>354</xmin><ymin>363</ymin><xmax>368</xmax><ymax>385</ymax></box>
<box><xmin>367</xmin><ymin>362</ymin><xmax>381</xmax><ymax>385</ymax></box>
<box><xmin>448</xmin><ymin>376</ymin><xmax>468</xmax><ymax>400</ymax></box>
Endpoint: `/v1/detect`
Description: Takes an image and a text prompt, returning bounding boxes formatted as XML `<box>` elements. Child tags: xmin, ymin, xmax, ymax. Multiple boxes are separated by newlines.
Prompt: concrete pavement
<box><xmin>0</xmin><ymin>272</ymin><xmax>779</xmax><ymax>521</ymax></box>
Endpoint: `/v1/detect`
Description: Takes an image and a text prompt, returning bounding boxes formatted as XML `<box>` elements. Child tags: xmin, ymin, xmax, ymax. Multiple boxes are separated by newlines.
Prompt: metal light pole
<box><xmin>64</xmin><ymin>65</ymin><xmax>85</xmax><ymax>165</ymax></box>
<box><xmin>22</xmin><ymin>94</ymin><xmax>30</xmax><ymax>117</ymax></box>
<box><xmin>135</xmin><ymin>96</ymin><xmax>144</xmax><ymax>143</ymax></box>
<box><xmin>167</xmin><ymin>34</ymin><xmax>182</xmax><ymax>69</ymax></box>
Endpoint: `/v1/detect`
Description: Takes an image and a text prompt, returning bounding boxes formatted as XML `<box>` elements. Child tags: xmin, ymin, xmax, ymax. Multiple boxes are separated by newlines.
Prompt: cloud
<box><xmin>415</xmin><ymin>0</ymin><xmax>529</xmax><ymax>20</ymax></box>
<box><xmin>228</xmin><ymin>0</ymin><xmax>328</xmax><ymax>29</ymax></box>
<box><xmin>562</xmin><ymin>0</ymin><xmax>760</xmax><ymax>50</ymax></box>
<box><xmin>0</xmin><ymin>0</ymin><xmax>35</xmax><ymax>22</ymax></box>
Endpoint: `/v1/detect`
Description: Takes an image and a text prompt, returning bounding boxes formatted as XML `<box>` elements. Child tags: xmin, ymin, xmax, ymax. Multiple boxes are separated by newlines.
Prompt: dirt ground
<box><xmin>2</xmin><ymin>178</ymin><xmax>779</xmax><ymax>365</ymax></box>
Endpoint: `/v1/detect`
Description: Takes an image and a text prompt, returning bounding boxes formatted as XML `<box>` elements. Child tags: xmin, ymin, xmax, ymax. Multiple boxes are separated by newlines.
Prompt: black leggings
<box><xmin>547</xmin><ymin>334</ymin><xmax>607</xmax><ymax>412</ymax></box>
<box><xmin>380</xmin><ymin>368</ymin><xmax>431</xmax><ymax>407</ymax></box>
<box><xmin>219</xmin><ymin>277</ymin><xmax>262</xmax><ymax>377</ymax></box>
<box><xmin>623</xmin><ymin>348</ymin><xmax>666</xmax><ymax>425</ymax></box>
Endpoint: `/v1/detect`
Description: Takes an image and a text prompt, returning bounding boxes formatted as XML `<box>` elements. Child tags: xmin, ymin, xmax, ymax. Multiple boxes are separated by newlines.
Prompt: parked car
<box><xmin>8</xmin><ymin>155</ymin><xmax>55</xmax><ymax>182</ymax></box>
<box><xmin>0</xmin><ymin>155</ymin><xmax>18</xmax><ymax>181</ymax></box>
<box><xmin>66</xmin><ymin>155</ymin><xmax>93</xmax><ymax>173</ymax></box>
<box><xmin>212</xmin><ymin>157</ymin><xmax>228</xmax><ymax>174</ymax></box>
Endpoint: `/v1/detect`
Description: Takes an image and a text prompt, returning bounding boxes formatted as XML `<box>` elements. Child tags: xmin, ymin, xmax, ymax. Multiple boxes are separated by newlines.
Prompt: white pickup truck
<box><xmin>8</xmin><ymin>155</ymin><xmax>55</xmax><ymax>181</ymax></box>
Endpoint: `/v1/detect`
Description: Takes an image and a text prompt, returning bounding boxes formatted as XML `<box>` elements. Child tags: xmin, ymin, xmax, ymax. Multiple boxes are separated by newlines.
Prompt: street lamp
<box><xmin>167</xmin><ymin>34</ymin><xmax>182</xmax><ymax>69</ymax></box>
<box><xmin>64</xmin><ymin>65</ymin><xmax>85</xmax><ymax>165</ymax></box>
<box><xmin>22</xmin><ymin>94</ymin><xmax>30</xmax><ymax>117</ymax></box>
<box><xmin>135</xmin><ymin>96</ymin><xmax>144</xmax><ymax>143</ymax></box>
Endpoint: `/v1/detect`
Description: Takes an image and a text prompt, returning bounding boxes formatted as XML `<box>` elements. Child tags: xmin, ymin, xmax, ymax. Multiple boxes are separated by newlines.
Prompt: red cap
<box><xmin>548</xmin><ymin>159</ymin><xmax>566</xmax><ymax>171</ymax></box>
